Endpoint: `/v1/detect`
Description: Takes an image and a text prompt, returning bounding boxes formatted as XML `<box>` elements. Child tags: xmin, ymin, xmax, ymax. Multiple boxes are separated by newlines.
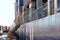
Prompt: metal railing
<box><xmin>19</xmin><ymin>0</ymin><xmax>60</xmax><ymax>23</ymax></box>
<box><xmin>24</xmin><ymin>3</ymin><xmax>48</xmax><ymax>23</ymax></box>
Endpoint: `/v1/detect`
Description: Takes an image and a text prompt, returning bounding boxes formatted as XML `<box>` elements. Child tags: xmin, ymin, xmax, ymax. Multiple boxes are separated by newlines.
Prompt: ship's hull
<box><xmin>15</xmin><ymin>13</ymin><xmax>60</xmax><ymax>40</ymax></box>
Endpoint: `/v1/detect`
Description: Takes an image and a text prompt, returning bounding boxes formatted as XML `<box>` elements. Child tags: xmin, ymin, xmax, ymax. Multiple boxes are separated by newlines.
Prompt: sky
<box><xmin>0</xmin><ymin>0</ymin><xmax>15</xmax><ymax>26</ymax></box>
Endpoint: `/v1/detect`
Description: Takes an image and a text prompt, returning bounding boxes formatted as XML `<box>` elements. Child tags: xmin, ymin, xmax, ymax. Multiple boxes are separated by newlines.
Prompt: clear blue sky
<box><xmin>0</xmin><ymin>0</ymin><xmax>15</xmax><ymax>26</ymax></box>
